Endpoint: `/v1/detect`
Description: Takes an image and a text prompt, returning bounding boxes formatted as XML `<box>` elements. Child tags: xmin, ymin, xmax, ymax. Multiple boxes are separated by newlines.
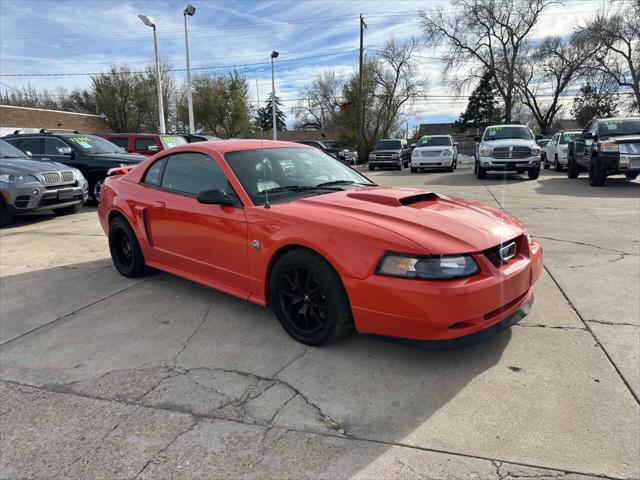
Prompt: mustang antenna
<box><xmin>263</xmin><ymin>159</ymin><xmax>271</xmax><ymax>209</ymax></box>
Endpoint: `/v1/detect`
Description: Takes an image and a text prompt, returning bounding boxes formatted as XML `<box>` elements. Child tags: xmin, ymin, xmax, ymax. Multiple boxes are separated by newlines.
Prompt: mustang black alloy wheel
<box><xmin>270</xmin><ymin>249</ymin><xmax>354</xmax><ymax>346</ymax></box>
<box><xmin>109</xmin><ymin>216</ymin><xmax>148</xmax><ymax>277</ymax></box>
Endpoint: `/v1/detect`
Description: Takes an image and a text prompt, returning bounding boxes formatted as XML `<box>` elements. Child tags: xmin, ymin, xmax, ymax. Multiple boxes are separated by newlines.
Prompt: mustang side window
<box><xmin>161</xmin><ymin>152</ymin><xmax>234</xmax><ymax>199</ymax></box>
<box><xmin>143</xmin><ymin>157</ymin><xmax>167</xmax><ymax>187</ymax></box>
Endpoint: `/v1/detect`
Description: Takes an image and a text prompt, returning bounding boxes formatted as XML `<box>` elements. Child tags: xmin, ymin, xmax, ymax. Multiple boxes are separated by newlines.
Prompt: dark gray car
<box><xmin>0</xmin><ymin>139</ymin><xmax>88</xmax><ymax>227</ymax></box>
<box><xmin>368</xmin><ymin>139</ymin><xmax>411</xmax><ymax>170</ymax></box>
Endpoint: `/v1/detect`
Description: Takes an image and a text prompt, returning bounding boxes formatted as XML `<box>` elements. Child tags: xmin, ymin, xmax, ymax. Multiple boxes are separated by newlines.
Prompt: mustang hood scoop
<box><xmin>346</xmin><ymin>190</ymin><xmax>439</xmax><ymax>206</ymax></box>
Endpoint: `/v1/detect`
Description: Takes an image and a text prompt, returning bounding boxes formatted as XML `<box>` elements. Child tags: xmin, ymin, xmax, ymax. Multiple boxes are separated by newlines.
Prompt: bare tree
<box><xmin>575</xmin><ymin>0</ymin><xmax>640</xmax><ymax>113</ymax></box>
<box><xmin>292</xmin><ymin>70</ymin><xmax>342</xmax><ymax>131</ymax></box>
<box><xmin>516</xmin><ymin>36</ymin><xmax>591</xmax><ymax>134</ymax></box>
<box><xmin>420</xmin><ymin>0</ymin><xmax>558</xmax><ymax>122</ymax></box>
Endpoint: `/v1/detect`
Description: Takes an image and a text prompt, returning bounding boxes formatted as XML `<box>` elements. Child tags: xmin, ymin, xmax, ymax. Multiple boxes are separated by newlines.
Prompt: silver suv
<box><xmin>0</xmin><ymin>139</ymin><xmax>88</xmax><ymax>227</ymax></box>
<box><xmin>474</xmin><ymin>125</ymin><xmax>542</xmax><ymax>180</ymax></box>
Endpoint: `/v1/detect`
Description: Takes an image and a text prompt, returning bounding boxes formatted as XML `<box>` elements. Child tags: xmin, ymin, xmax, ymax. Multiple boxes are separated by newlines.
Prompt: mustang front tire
<box><xmin>270</xmin><ymin>249</ymin><xmax>354</xmax><ymax>346</ymax></box>
<box><xmin>109</xmin><ymin>216</ymin><xmax>149</xmax><ymax>278</ymax></box>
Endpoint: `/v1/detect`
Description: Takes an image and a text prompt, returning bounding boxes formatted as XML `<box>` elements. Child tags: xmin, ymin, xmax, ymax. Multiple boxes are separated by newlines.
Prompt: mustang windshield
<box><xmin>67</xmin><ymin>135</ymin><xmax>126</xmax><ymax>154</ymax></box>
<box><xmin>225</xmin><ymin>147</ymin><xmax>374</xmax><ymax>206</ymax></box>
<box><xmin>483</xmin><ymin>126</ymin><xmax>533</xmax><ymax>141</ymax></box>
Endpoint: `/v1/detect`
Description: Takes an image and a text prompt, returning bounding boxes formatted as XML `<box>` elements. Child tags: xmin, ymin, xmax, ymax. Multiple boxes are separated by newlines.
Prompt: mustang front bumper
<box><xmin>343</xmin><ymin>238</ymin><xmax>543</xmax><ymax>346</ymax></box>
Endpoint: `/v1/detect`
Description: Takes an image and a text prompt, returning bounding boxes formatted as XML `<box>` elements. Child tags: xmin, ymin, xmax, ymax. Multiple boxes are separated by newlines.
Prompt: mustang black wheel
<box><xmin>270</xmin><ymin>249</ymin><xmax>354</xmax><ymax>346</ymax></box>
<box><xmin>109</xmin><ymin>216</ymin><xmax>148</xmax><ymax>277</ymax></box>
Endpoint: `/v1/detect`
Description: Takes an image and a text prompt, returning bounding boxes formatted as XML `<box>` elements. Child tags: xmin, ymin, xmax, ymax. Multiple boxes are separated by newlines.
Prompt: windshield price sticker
<box><xmin>488</xmin><ymin>127</ymin><xmax>504</xmax><ymax>135</ymax></box>
<box><xmin>69</xmin><ymin>137</ymin><xmax>93</xmax><ymax>143</ymax></box>
<box><xmin>604</xmin><ymin>122</ymin><xmax>620</xmax><ymax>130</ymax></box>
<box><xmin>421</xmin><ymin>136</ymin><xmax>432</xmax><ymax>141</ymax></box>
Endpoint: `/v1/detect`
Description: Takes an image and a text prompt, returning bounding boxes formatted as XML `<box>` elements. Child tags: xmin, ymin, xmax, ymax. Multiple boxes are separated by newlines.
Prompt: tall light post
<box><xmin>183</xmin><ymin>4</ymin><xmax>196</xmax><ymax>134</ymax></box>
<box><xmin>138</xmin><ymin>14</ymin><xmax>166</xmax><ymax>134</ymax></box>
<box><xmin>270</xmin><ymin>50</ymin><xmax>279</xmax><ymax>140</ymax></box>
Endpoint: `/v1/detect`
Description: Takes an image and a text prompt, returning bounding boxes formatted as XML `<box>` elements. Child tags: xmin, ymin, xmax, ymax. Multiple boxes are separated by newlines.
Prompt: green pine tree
<box><xmin>454</xmin><ymin>71</ymin><xmax>500</xmax><ymax>133</ymax></box>
<box><xmin>570</xmin><ymin>83</ymin><xmax>619</xmax><ymax>128</ymax></box>
<box><xmin>257</xmin><ymin>93</ymin><xmax>287</xmax><ymax>131</ymax></box>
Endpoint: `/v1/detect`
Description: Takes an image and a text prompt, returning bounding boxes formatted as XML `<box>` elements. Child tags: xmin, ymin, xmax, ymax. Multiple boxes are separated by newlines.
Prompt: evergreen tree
<box><xmin>454</xmin><ymin>71</ymin><xmax>500</xmax><ymax>133</ymax></box>
<box><xmin>256</xmin><ymin>93</ymin><xmax>286</xmax><ymax>131</ymax></box>
<box><xmin>570</xmin><ymin>82</ymin><xmax>619</xmax><ymax>128</ymax></box>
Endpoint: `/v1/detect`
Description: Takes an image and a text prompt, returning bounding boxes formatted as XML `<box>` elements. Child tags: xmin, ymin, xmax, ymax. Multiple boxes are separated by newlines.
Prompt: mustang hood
<box><xmin>299</xmin><ymin>187</ymin><xmax>524</xmax><ymax>254</ymax></box>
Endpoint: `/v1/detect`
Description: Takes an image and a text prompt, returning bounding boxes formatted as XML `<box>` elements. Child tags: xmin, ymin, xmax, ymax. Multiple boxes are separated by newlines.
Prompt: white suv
<box><xmin>410</xmin><ymin>135</ymin><xmax>458</xmax><ymax>173</ymax></box>
<box><xmin>543</xmin><ymin>130</ymin><xmax>582</xmax><ymax>172</ymax></box>
<box><xmin>475</xmin><ymin>124</ymin><xmax>542</xmax><ymax>180</ymax></box>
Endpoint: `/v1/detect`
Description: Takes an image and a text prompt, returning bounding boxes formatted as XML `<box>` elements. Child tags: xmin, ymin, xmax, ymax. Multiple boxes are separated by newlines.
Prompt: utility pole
<box><xmin>183</xmin><ymin>5</ymin><xmax>196</xmax><ymax>134</ymax></box>
<box><xmin>357</xmin><ymin>14</ymin><xmax>366</xmax><ymax>161</ymax></box>
<box><xmin>270</xmin><ymin>51</ymin><xmax>279</xmax><ymax>140</ymax></box>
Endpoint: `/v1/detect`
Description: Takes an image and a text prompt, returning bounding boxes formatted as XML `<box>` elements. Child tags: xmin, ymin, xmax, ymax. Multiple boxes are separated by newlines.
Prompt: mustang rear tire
<box><xmin>54</xmin><ymin>204</ymin><xmax>82</xmax><ymax>216</ymax></box>
<box><xmin>270</xmin><ymin>249</ymin><xmax>354</xmax><ymax>346</ymax></box>
<box><xmin>109</xmin><ymin>216</ymin><xmax>149</xmax><ymax>277</ymax></box>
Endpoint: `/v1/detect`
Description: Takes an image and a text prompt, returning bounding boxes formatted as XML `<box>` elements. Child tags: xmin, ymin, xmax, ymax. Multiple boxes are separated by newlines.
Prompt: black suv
<box><xmin>3</xmin><ymin>131</ymin><xmax>145</xmax><ymax>200</ymax></box>
<box><xmin>567</xmin><ymin>118</ymin><xmax>640</xmax><ymax>186</ymax></box>
<box><xmin>296</xmin><ymin>140</ymin><xmax>356</xmax><ymax>165</ymax></box>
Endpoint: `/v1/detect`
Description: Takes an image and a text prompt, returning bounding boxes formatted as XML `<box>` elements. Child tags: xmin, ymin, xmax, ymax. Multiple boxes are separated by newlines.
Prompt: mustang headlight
<box><xmin>0</xmin><ymin>173</ymin><xmax>35</xmax><ymax>184</ymax></box>
<box><xmin>599</xmin><ymin>141</ymin><xmax>619</xmax><ymax>152</ymax></box>
<box><xmin>377</xmin><ymin>253</ymin><xmax>480</xmax><ymax>280</ymax></box>
<box><xmin>479</xmin><ymin>145</ymin><xmax>492</xmax><ymax>156</ymax></box>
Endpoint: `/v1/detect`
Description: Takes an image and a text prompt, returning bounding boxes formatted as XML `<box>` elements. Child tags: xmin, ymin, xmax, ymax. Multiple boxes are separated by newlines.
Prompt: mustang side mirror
<box><xmin>535</xmin><ymin>134</ymin><xmax>543</xmax><ymax>140</ymax></box>
<box><xmin>474</xmin><ymin>136</ymin><xmax>481</xmax><ymax>142</ymax></box>
<box><xmin>197</xmin><ymin>189</ymin><xmax>234</xmax><ymax>207</ymax></box>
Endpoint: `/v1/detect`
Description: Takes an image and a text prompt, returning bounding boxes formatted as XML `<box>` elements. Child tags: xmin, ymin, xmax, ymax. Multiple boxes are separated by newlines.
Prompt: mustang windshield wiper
<box><xmin>315</xmin><ymin>180</ymin><xmax>377</xmax><ymax>188</ymax></box>
<box><xmin>258</xmin><ymin>185</ymin><xmax>343</xmax><ymax>194</ymax></box>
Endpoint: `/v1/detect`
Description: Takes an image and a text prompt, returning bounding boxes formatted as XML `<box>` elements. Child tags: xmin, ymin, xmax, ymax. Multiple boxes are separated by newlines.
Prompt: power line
<box><xmin>0</xmin><ymin>50</ymin><xmax>359</xmax><ymax>77</ymax></box>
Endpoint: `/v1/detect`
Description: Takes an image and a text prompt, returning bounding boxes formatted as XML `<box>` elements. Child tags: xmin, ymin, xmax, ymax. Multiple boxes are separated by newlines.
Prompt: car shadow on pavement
<box><xmin>535</xmin><ymin>176</ymin><xmax>640</xmax><ymax>198</ymax></box>
<box><xmin>0</xmin><ymin>204</ymin><xmax>98</xmax><ymax>231</ymax></box>
<box><xmin>0</xmin><ymin>258</ymin><xmax>512</xmax><ymax>477</ymax></box>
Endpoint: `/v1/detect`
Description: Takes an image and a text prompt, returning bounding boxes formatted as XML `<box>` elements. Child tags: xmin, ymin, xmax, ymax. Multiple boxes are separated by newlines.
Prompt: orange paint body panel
<box><xmin>98</xmin><ymin>140</ymin><xmax>543</xmax><ymax>344</ymax></box>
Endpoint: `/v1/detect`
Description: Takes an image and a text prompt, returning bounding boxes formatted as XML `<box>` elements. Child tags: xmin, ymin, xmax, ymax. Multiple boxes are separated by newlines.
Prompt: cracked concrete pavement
<box><xmin>1</xmin><ymin>167</ymin><xmax>638</xmax><ymax>479</ymax></box>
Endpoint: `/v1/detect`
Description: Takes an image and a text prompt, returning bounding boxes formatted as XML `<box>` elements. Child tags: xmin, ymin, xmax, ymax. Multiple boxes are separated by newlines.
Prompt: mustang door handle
<box><xmin>154</xmin><ymin>201</ymin><xmax>166</xmax><ymax>208</ymax></box>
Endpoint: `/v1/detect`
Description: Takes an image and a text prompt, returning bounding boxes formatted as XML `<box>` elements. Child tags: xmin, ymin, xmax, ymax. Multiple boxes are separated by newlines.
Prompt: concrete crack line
<box><xmin>0</xmin><ymin>379</ymin><xmax>626</xmax><ymax>480</ymax></box>
<box><xmin>171</xmin><ymin>296</ymin><xmax>219</xmax><ymax>367</ymax></box>
<box><xmin>533</xmin><ymin>236</ymin><xmax>637</xmax><ymax>257</ymax></box>
<box><xmin>586</xmin><ymin>319</ymin><xmax>639</xmax><ymax>328</ymax></box>
<box><xmin>0</xmin><ymin>276</ymin><xmax>154</xmax><ymax>349</ymax></box>
<box><xmin>272</xmin><ymin>346</ymin><xmax>308</xmax><ymax>378</ymax></box>
<box><xmin>514</xmin><ymin>323</ymin><xmax>587</xmax><ymax>331</ymax></box>
<box><xmin>134</xmin><ymin>418</ymin><xmax>199</xmax><ymax>479</ymax></box>
<box><xmin>544</xmin><ymin>265</ymin><xmax>640</xmax><ymax>406</ymax></box>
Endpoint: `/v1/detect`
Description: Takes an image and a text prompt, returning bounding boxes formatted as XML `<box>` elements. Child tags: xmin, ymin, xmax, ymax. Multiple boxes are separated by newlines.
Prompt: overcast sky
<box><xmin>0</xmin><ymin>0</ymin><xmax>599</xmax><ymax>129</ymax></box>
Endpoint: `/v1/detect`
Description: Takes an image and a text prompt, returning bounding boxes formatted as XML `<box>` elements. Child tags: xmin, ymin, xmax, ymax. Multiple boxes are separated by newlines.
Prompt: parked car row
<box><xmin>365</xmin><ymin>117</ymin><xmax>639</xmax><ymax>187</ymax></box>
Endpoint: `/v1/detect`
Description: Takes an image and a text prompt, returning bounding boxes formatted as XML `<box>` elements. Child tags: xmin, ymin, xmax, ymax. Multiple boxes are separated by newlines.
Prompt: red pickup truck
<box><xmin>98</xmin><ymin>133</ymin><xmax>187</xmax><ymax>156</ymax></box>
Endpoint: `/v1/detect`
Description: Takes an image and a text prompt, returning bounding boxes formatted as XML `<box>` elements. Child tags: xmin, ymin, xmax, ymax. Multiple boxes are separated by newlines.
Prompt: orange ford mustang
<box><xmin>98</xmin><ymin>140</ymin><xmax>543</xmax><ymax>348</ymax></box>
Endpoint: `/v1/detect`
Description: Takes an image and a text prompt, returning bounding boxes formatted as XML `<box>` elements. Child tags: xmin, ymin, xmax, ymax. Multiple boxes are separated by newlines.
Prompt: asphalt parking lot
<box><xmin>1</xmin><ymin>165</ymin><xmax>638</xmax><ymax>480</ymax></box>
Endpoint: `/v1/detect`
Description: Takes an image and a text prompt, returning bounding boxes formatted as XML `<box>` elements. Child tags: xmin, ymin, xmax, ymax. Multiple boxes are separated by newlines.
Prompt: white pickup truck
<box><xmin>543</xmin><ymin>130</ymin><xmax>582</xmax><ymax>172</ymax></box>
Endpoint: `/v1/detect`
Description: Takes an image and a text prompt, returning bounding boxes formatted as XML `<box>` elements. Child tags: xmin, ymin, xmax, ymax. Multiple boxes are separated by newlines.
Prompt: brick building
<box><xmin>0</xmin><ymin>105</ymin><xmax>111</xmax><ymax>137</ymax></box>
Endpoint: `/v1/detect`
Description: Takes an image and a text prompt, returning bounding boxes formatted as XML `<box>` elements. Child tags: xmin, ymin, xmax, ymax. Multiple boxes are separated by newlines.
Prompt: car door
<box><xmin>133</xmin><ymin>137</ymin><xmax>161</xmax><ymax>156</ymax></box>
<box><xmin>144</xmin><ymin>151</ymin><xmax>250</xmax><ymax>296</ymax></box>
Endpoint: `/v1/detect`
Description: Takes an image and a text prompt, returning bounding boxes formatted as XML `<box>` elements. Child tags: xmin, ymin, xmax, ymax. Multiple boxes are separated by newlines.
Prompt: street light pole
<box><xmin>183</xmin><ymin>5</ymin><xmax>196</xmax><ymax>134</ymax></box>
<box><xmin>270</xmin><ymin>51</ymin><xmax>279</xmax><ymax>141</ymax></box>
<box><xmin>138</xmin><ymin>15</ymin><xmax>166</xmax><ymax>134</ymax></box>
